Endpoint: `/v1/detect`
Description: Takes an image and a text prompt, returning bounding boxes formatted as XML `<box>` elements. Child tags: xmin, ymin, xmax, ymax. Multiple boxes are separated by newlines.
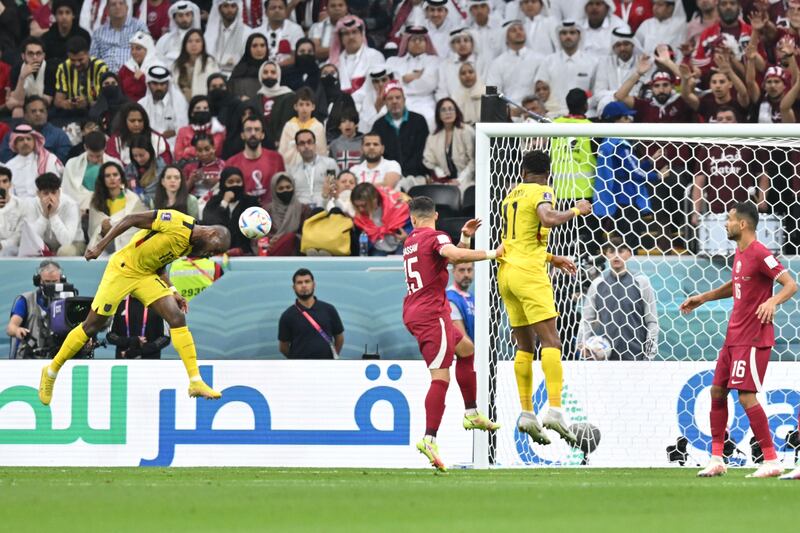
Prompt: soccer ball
<box><xmin>238</xmin><ymin>206</ymin><xmax>272</xmax><ymax>239</ymax></box>
<box><xmin>569</xmin><ymin>422</ymin><xmax>601</xmax><ymax>456</ymax></box>
<box><xmin>583</xmin><ymin>336</ymin><xmax>611</xmax><ymax>360</ymax></box>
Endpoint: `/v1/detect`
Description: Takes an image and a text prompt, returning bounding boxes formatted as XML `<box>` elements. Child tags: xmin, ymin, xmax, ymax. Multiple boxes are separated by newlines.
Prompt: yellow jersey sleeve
<box><xmin>151</xmin><ymin>209</ymin><xmax>196</xmax><ymax>234</ymax></box>
<box><xmin>116</xmin><ymin>210</ymin><xmax>195</xmax><ymax>274</ymax></box>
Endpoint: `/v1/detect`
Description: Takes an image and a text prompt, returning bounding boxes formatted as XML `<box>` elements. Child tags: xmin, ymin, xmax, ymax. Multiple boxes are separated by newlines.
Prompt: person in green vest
<box><xmin>168</xmin><ymin>255</ymin><xmax>226</xmax><ymax>301</ymax></box>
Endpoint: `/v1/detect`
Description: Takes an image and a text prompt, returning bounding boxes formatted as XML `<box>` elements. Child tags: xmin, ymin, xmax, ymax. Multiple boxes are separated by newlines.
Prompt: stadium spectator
<box><xmin>686</xmin><ymin>0</ymin><xmax>719</xmax><ymax>46</ymax></box>
<box><xmin>228</xmin><ymin>33</ymin><xmax>270</xmax><ymax>102</ymax></box>
<box><xmin>87</xmin><ymin>161</ymin><xmax>146</xmax><ymax>251</ymax></box>
<box><xmin>748</xmin><ymin>59</ymin><xmax>790</xmax><ymax>123</ymax></box>
<box><xmin>278</xmin><ymin>87</ymin><xmax>328</xmax><ymax>167</ymax></box>
<box><xmin>89</xmin><ymin>0</ymin><xmax>148</xmax><ymax>73</ymax></box>
<box><xmin>124</xmin><ymin>134</ymin><xmax>167</xmax><ymax>207</ymax></box>
<box><xmin>634</xmin><ymin>0</ymin><xmax>687</xmax><ymax>57</ymax></box>
<box><xmin>52</xmin><ymin>36</ymin><xmax>109</xmax><ymax>118</ymax></box>
<box><xmin>614</xmin><ymin>0</ymin><xmax>652</xmax><ymax>33</ymax></box>
<box><xmin>201</xmin><ymin>166</ymin><xmax>261</xmax><ymax>254</ymax></box>
<box><xmin>371</xmin><ymin>83</ymin><xmax>430</xmax><ymax>187</ymax></box>
<box><xmin>6</xmin><ymin>260</ymin><xmax>65</xmax><ymax>357</ymax></box>
<box><xmin>551</xmin><ymin>89</ymin><xmax>596</xmax><ymax>204</ymax></box>
<box><xmin>579</xmin><ymin>0</ymin><xmax>630</xmax><ymax>58</ymax></box>
<box><xmin>315</xmin><ymin>63</ymin><xmax>358</xmax><ymax>141</ymax></box>
<box><xmin>0</xmin><ymin>167</ymin><xmax>23</xmax><ymax>257</ymax></box>
<box><xmin>447</xmin><ymin>262</ymin><xmax>475</xmax><ymax>341</ymax></box>
<box><xmin>577</xmin><ymin>239</ymin><xmax>659</xmax><ymax>361</ymax></box>
<box><xmin>172</xmin><ymin>29</ymin><xmax>219</xmax><ymax>101</ymax></box>
<box><xmin>264</xmin><ymin>173</ymin><xmax>312</xmax><ymax>255</ymax></box>
<box><xmin>386</xmin><ymin>26</ymin><xmax>440</xmax><ymax>128</ymax></box>
<box><xmin>437</xmin><ymin>28</ymin><xmax>484</xmax><ymax>102</ymax></box>
<box><xmin>61</xmin><ymin>130</ymin><xmax>122</xmax><ymax>214</ymax></box>
<box><xmin>260</xmin><ymin>0</ymin><xmax>305</xmax><ymax>66</ymax></box>
<box><xmin>89</xmin><ymin>72</ymin><xmax>131</xmax><ymax>133</ymax></box>
<box><xmin>281</xmin><ymin>38</ymin><xmax>321</xmax><ymax>91</ymax></box>
<box><xmin>220</xmin><ymin>100</ymin><xmax>263</xmax><ymax>159</ymax></box>
<box><xmin>452</xmin><ymin>61</ymin><xmax>484</xmax><ymax>125</ymax></box>
<box><xmin>118</xmin><ymin>31</ymin><xmax>157</xmax><ymax>101</ymax></box>
<box><xmin>182</xmin><ymin>134</ymin><xmax>226</xmax><ymax>200</ymax></box>
<box><xmin>467</xmin><ymin>0</ymin><xmax>503</xmax><ymax>59</ymax></box>
<box><xmin>423</xmin><ymin>98</ymin><xmax>475</xmax><ymax>191</ymax></box>
<box><xmin>0</xmin><ymin>50</ymin><xmax>9</xmax><ymax>112</ymax></box>
<box><xmin>388</xmin><ymin>0</ymin><xmax>428</xmax><ymax>45</ymax></box>
<box><xmin>349</xmin><ymin>133</ymin><xmax>402</xmax><ymax>189</ymax></box>
<box><xmin>355</xmin><ymin>65</ymin><xmax>393</xmax><ymax>133</ymax></box>
<box><xmin>256</xmin><ymin>60</ymin><xmax>295</xmax><ymax>141</ymax></box>
<box><xmin>206</xmin><ymin>0</ymin><xmax>251</xmax><ymax>76</ymax></box>
<box><xmin>519</xmin><ymin>0</ymin><xmax>558</xmax><ymax>55</ymax></box>
<box><xmin>486</xmin><ymin>20</ymin><xmax>543</xmax><ymax>106</ymax></box>
<box><xmin>0</xmin><ymin>96</ymin><xmax>72</xmax><ymax>163</ymax></box>
<box><xmin>153</xmin><ymin>165</ymin><xmax>199</xmax><ymax>218</ymax></box>
<box><xmin>328</xmin><ymin>108</ymin><xmax>364</xmax><ymax>171</ymax></box>
<box><xmin>19</xmin><ymin>172</ymin><xmax>84</xmax><ymax>256</ymax></box>
<box><xmin>6</xmin><ymin>125</ymin><xmax>64</xmax><ymax>199</ymax></box>
<box><xmin>106</xmin><ymin>102</ymin><xmax>172</xmax><ymax>165</ymax></box>
<box><xmin>288</xmin><ymin>129</ymin><xmax>339</xmax><ymax>207</ymax></box>
<box><xmin>207</xmin><ymin>74</ymin><xmax>241</xmax><ymax>134</ymax></box>
<box><xmin>536</xmin><ymin>21</ymin><xmax>598</xmax><ymax>115</ymax></box>
<box><xmin>308</xmin><ymin>0</ymin><xmax>349</xmax><ymax>61</ymax></box>
<box><xmin>6</xmin><ymin>37</ymin><xmax>57</xmax><ymax>118</ymax></box>
<box><xmin>41</xmin><ymin>0</ymin><xmax>93</xmax><ymax>64</ymax></box>
<box><xmin>107</xmin><ymin>295</ymin><xmax>170</xmax><ymax>359</ymax></box>
<box><xmin>693</xmin><ymin>0</ymin><xmax>755</xmax><ymax>78</ymax></box>
<box><xmin>520</xmin><ymin>95</ymin><xmax>548</xmax><ymax>119</ymax></box>
<box><xmin>424</xmin><ymin>0</ymin><xmax>458</xmax><ymax>55</ymax></box>
<box><xmin>350</xmin><ymin>182</ymin><xmax>411</xmax><ymax>255</ymax></box>
<box><xmin>174</xmin><ymin>96</ymin><xmax>226</xmax><ymax>161</ymax></box>
<box><xmin>65</xmin><ymin>119</ymin><xmax>100</xmax><ymax>160</ymax></box>
<box><xmin>155</xmin><ymin>1</ymin><xmax>201</xmax><ymax>65</ymax></box>
<box><xmin>593</xmin><ymin>29</ymin><xmax>644</xmax><ymax>114</ymax></box>
<box><xmin>140</xmin><ymin>0</ymin><xmax>172</xmax><ymax>40</ymax></box>
<box><xmin>324</xmin><ymin>170</ymin><xmax>357</xmax><ymax>217</ymax></box>
<box><xmin>139</xmin><ymin>65</ymin><xmax>189</xmax><ymax>146</ymax></box>
<box><xmin>227</xmin><ymin>116</ymin><xmax>286</xmax><ymax>207</ymax></box>
<box><xmin>679</xmin><ymin>52</ymin><xmax>749</xmax><ymax>122</ymax></box>
<box><xmin>615</xmin><ymin>56</ymin><xmax>693</xmax><ymax>122</ymax></box>
<box><xmin>329</xmin><ymin>15</ymin><xmax>385</xmax><ymax>94</ymax></box>
<box><xmin>278</xmin><ymin>268</ymin><xmax>344</xmax><ymax>359</ymax></box>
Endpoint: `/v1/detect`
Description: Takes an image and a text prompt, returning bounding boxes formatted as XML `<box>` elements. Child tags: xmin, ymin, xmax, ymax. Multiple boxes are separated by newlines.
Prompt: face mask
<box><xmin>262</xmin><ymin>78</ymin><xmax>278</xmax><ymax>88</ymax></box>
<box><xmin>191</xmin><ymin>111</ymin><xmax>211</xmax><ymax>125</ymax></box>
<box><xmin>296</xmin><ymin>54</ymin><xmax>316</xmax><ymax>68</ymax></box>
<box><xmin>276</xmin><ymin>190</ymin><xmax>294</xmax><ymax>204</ymax></box>
<box><xmin>208</xmin><ymin>88</ymin><xmax>226</xmax><ymax>101</ymax></box>
<box><xmin>102</xmin><ymin>85</ymin><xmax>120</xmax><ymax>98</ymax></box>
<box><xmin>226</xmin><ymin>185</ymin><xmax>244</xmax><ymax>200</ymax></box>
<box><xmin>321</xmin><ymin>75</ymin><xmax>338</xmax><ymax>88</ymax></box>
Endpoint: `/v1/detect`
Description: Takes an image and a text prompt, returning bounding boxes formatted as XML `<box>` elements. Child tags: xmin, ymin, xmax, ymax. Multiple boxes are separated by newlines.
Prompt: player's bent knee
<box><xmin>455</xmin><ymin>337</ymin><xmax>474</xmax><ymax>357</ymax></box>
<box><xmin>429</xmin><ymin>368</ymin><xmax>451</xmax><ymax>382</ymax></box>
<box><xmin>737</xmin><ymin>391</ymin><xmax>758</xmax><ymax>408</ymax></box>
<box><xmin>82</xmin><ymin>312</ymin><xmax>109</xmax><ymax>336</ymax></box>
<box><xmin>165</xmin><ymin>312</ymin><xmax>186</xmax><ymax>328</ymax></box>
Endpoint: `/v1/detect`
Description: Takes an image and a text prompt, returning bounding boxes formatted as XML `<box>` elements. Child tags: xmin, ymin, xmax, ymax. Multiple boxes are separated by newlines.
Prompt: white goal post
<box><xmin>472</xmin><ymin>122</ymin><xmax>800</xmax><ymax>469</ymax></box>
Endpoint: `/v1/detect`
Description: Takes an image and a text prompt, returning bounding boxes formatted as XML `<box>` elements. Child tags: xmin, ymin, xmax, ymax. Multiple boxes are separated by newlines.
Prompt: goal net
<box><xmin>473</xmin><ymin>122</ymin><xmax>800</xmax><ymax>468</ymax></box>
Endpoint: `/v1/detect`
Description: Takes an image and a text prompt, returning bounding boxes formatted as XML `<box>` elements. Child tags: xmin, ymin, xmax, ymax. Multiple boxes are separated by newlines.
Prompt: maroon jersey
<box><xmin>696</xmin><ymin>145</ymin><xmax>759</xmax><ymax>213</ymax></box>
<box><xmin>726</xmin><ymin>240</ymin><xmax>786</xmax><ymax>347</ymax></box>
<box><xmin>633</xmin><ymin>96</ymin><xmax>693</xmax><ymax>123</ymax></box>
<box><xmin>402</xmin><ymin>227</ymin><xmax>453</xmax><ymax>322</ymax></box>
<box><xmin>697</xmin><ymin>91</ymin><xmax>748</xmax><ymax>122</ymax></box>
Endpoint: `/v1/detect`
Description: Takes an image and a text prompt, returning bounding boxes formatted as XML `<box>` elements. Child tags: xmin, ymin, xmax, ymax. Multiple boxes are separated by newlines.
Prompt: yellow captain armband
<box><xmin>545</xmin><ymin>253</ymin><xmax>553</xmax><ymax>263</ymax></box>
<box><xmin>570</xmin><ymin>207</ymin><xmax>582</xmax><ymax>217</ymax></box>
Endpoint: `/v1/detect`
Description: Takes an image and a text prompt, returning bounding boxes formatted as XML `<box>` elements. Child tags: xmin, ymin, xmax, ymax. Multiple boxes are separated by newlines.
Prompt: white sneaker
<box><xmin>697</xmin><ymin>456</ymin><xmax>727</xmax><ymax>477</ymax></box>
<box><xmin>517</xmin><ymin>412</ymin><xmax>550</xmax><ymax>445</ymax></box>
<box><xmin>541</xmin><ymin>408</ymin><xmax>577</xmax><ymax>447</ymax></box>
<box><xmin>779</xmin><ymin>466</ymin><xmax>800</xmax><ymax>480</ymax></box>
<box><xmin>746</xmin><ymin>460</ymin><xmax>783</xmax><ymax>478</ymax></box>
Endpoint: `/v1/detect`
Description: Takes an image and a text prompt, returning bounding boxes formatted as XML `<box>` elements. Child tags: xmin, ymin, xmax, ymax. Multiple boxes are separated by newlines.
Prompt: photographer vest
<box><xmin>13</xmin><ymin>291</ymin><xmax>50</xmax><ymax>359</ymax></box>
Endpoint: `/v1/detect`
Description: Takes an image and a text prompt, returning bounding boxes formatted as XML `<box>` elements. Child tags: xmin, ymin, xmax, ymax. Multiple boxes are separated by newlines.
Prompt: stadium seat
<box><xmin>408</xmin><ymin>185</ymin><xmax>461</xmax><ymax>219</ymax></box>
<box><xmin>462</xmin><ymin>185</ymin><xmax>475</xmax><ymax>217</ymax></box>
<box><xmin>437</xmin><ymin>216</ymin><xmax>471</xmax><ymax>245</ymax></box>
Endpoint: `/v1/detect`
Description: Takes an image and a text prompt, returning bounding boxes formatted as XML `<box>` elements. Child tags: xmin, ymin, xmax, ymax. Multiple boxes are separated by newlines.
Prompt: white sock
<box><xmin>548</xmin><ymin>406</ymin><xmax>562</xmax><ymax>414</ymax></box>
<box><xmin>521</xmin><ymin>410</ymin><xmax>536</xmax><ymax>418</ymax></box>
<box><xmin>424</xmin><ymin>435</ymin><xmax>436</xmax><ymax>443</ymax></box>
<box><xmin>465</xmin><ymin>408</ymin><xmax>478</xmax><ymax>416</ymax></box>
<box><xmin>190</xmin><ymin>376</ymin><xmax>202</xmax><ymax>383</ymax></box>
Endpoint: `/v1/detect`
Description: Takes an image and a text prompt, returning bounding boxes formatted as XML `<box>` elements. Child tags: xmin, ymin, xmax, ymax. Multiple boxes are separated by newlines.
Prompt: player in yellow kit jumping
<box><xmin>38</xmin><ymin>209</ymin><xmax>231</xmax><ymax>405</ymax></box>
<box><xmin>498</xmin><ymin>150</ymin><xmax>591</xmax><ymax>446</ymax></box>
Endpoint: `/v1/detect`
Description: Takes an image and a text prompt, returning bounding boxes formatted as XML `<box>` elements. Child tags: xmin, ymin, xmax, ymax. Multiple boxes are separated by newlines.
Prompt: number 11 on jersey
<box><xmin>503</xmin><ymin>201</ymin><xmax>518</xmax><ymax>240</ymax></box>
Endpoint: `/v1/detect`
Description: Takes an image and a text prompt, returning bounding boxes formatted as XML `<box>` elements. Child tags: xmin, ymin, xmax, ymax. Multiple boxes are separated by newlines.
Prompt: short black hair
<box><xmin>295</xmin><ymin>128</ymin><xmax>315</xmax><ymax>143</ymax></box>
<box><xmin>409</xmin><ymin>196</ymin><xmax>436</xmax><ymax>218</ymax></box>
<box><xmin>733</xmin><ymin>201</ymin><xmax>759</xmax><ymax>229</ymax></box>
<box><xmin>66</xmin><ymin>36</ymin><xmax>89</xmax><ymax>55</ymax></box>
<box><xmin>295</xmin><ymin>87</ymin><xmax>315</xmax><ymax>103</ymax></box>
<box><xmin>293</xmin><ymin>268</ymin><xmax>314</xmax><ymax>283</ymax></box>
<box><xmin>363</xmin><ymin>132</ymin><xmax>382</xmax><ymax>144</ymax></box>
<box><xmin>35</xmin><ymin>173</ymin><xmax>61</xmax><ymax>192</ymax></box>
<box><xmin>24</xmin><ymin>95</ymin><xmax>46</xmax><ymax>111</ymax></box>
<box><xmin>522</xmin><ymin>150</ymin><xmax>550</xmax><ymax>175</ymax></box>
<box><xmin>192</xmin><ymin>133</ymin><xmax>214</xmax><ymax>147</ymax></box>
<box><xmin>566</xmin><ymin>88</ymin><xmax>588</xmax><ymax>115</ymax></box>
<box><xmin>0</xmin><ymin>166</ymin><xmax>11</xmax><ymax>181</ymax></box>
<box><xmin>339</xmin><ymin>107</ymin><xmax>359</xmax><ymax>124</ymax></box>
<box><xmin>21</xmin><ymin>36</ymin><xmax>45</xmax><ymax>54</ymax></box>
<box><xmin>715</xmin><ymin>105</ymin><xmax>737</xmax><ymax>119</ymax></box>
<box><xmin>83</xmin><ymin>130</ymin><xmax>106</xmax><ymax>152</ymax></box>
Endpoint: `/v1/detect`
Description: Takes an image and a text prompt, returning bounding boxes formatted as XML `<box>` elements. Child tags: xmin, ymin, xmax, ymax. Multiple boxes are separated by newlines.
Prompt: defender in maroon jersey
<box><xmin>681</xmin><ymin>202</ymin><xmax>797</xmax><ymax>478</ymax></box>
<box><xmin>402</xmin><ymin>196</ymin><xmax>503</xmax><ymax>472</ymax></box>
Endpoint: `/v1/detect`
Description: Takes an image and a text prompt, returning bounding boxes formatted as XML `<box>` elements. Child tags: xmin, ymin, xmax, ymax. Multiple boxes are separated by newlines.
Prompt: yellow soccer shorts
<box><xmin>91</xmin><ymin>261</ymin><xmax>172</xmax><ymax>316</ymax></box>
<box><xmin>498</xmin><ymin>264</ymin><xmax>558</xmax><ymax>328</ymax></box>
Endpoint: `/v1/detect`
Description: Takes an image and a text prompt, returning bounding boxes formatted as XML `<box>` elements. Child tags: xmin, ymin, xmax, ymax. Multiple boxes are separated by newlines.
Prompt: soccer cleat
<box><xmin>416</xmin><ymin>438</ymin><xmax>447</xmax><ymax>472</ymax></box>
<box><xmin>39</xmin><ymin>366</ymin><xmax>56</xmax><ymax>406</ymax></box>
<box><xmin>697</xmin><ymin>456</ymin><xmax>727</xmax><ymax>477</ymax></box>
<box><xmin>463</xmin><ymin>411</ymin><xmax>501</xmax><ymax>432</ymax></box>
<box><xmin>542</xmin><ymin>408</ymin><xmax>578</xmax><ymax>447</ymax></box>
<box><xmin>188</xmin><ymin>380</ymin><xmax>222</xmax><ymax>400</ymax></box>
<box><xmin>779</xmin><ymin>466</ymin><xmax>800</xmax><ymax>480</ymax></box>
<box><xmin>746</xmin><ymin>460</ymin><xmax>783</xmax><ymax>478</ymax></box>
<box><xmin>517</xmin><ymin>412</ymin><xmax>551</xmax><ymax>445</ymax></box>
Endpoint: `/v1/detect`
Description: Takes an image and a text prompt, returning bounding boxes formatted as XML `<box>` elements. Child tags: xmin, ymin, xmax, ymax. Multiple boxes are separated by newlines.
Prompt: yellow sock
<box><xmin>541</xmin><ymin>347</ymin><xmax>563</xmax><ymax>408</ymax></box>
<box><xmin>171</xmin><ymin>326</ymin><xmax>200</xmax><ymax>380</ymax></box>
<box><xmin>514</xmin><ymin>350</ymin><xmax>534</xmax><ymax>411</ymax></box>
<box><xmin>49</xmin><ymin>325</ymin><xmax>89</xmax><ymax>374</ymax></box>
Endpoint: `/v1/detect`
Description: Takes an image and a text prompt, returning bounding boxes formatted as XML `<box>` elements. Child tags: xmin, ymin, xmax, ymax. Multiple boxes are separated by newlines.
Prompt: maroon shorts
<box><xmin>405</xmin><ymin>315</ymin><xmax>464</xmax><ymax>369</ymax></box>
<box><xmin>713</xmin><ymin>345</ymin><xmax>771</xmax><ymax>392</ymax></box>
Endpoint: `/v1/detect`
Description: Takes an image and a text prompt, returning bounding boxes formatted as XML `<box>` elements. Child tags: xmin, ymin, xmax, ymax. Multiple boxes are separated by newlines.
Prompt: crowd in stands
<box><xmin>1</xmin><ymin>0</ymin><xmax>800</xmax><ymax>258</ymax></box>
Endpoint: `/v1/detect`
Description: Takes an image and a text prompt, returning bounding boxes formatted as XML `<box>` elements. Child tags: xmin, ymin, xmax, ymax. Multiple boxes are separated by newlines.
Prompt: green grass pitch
<box><xmin>1</xmin><ymin>468</ymin><xmax>797</xmax><ymax>532</ymax></box>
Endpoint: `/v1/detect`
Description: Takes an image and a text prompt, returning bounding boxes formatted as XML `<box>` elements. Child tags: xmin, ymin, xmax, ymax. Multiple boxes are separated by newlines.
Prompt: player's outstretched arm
<box><xmin>756</xmin><ymin>271</ymin><xmax>798</xmax><ymax>323</ymax></box>
<box><xmin>679</xmin><ymin>281</ymin><xmax>733</xmax><ymax>314</ymax></box>
<box><xmin>457</xmin><ymin>218</ymin><xmax>482</xmax><ymax>249</ymax></box>
<box><xmin>537</xmin><ymin>200</ymin><xmax>591</xmax><ymax>228</ymax></box>
<box><xmin>85</xmin><ymin>211</ymin><xmax>158</xmax><ymax>260</ymax></box>
<box><xmin>439</xmin><ymin>243</ymin><xmax>502</xmax><ymax>264</ymax></box>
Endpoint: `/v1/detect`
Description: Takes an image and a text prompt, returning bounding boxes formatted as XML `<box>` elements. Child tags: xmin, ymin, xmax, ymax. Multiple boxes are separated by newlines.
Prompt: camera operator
<box><xmin>6</xmin><ymin>260</ymin><xmax>62</xmax><ymax>358</ymax></box>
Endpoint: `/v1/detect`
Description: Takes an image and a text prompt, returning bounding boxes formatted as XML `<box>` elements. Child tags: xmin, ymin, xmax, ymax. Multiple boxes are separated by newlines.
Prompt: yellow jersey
<box><xmin>114</xmin><ymin>210</ymin><xmax>195</xmax><ymax>275</ymax></box>
<box><xmin>499</xmin><ymin>182</ymin><xmax>555</xmax><ymax>274</ymax></box>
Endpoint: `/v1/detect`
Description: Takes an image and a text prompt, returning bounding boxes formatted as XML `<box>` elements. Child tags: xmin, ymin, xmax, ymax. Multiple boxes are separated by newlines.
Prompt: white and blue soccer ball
<box><xmin>583</xmin><ymin>336</ymin><xmax>611</xmax><ymax>360</ymax></box>
<box><xmin>238</xmin><ymin>206</ymin><xmax>272</xmax><ymax>239</ymax></box>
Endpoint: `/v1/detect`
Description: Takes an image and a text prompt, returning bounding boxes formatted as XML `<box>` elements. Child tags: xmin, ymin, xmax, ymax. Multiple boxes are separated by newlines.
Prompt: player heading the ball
<box><xmin>681</xmin><ymin>202</ymin><xmax>797</xmax><ymax>479</ymax></box>
<box><xmin>499</xmin><ymin>149</ymin><xmax>590</xmax><ymax>448</ymax></box>
<box><xmin>38</xmin><ymin>208</ymin><xmax>231</xmax><ymax>405</ymax></box>
<box><xmin>402</xmin><ymin>196</ymin><xmax>502</xmax><ymax>472</ymax></box>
